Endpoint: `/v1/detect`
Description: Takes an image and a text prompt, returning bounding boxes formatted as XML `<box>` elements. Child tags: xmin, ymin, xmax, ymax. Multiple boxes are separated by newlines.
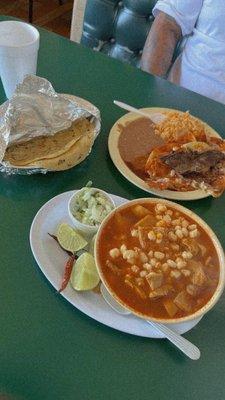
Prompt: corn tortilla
<box><xmin>3</xmin><ymin>119</ymin><xmax>94</xmax><ymax>166</ymax></box>
<box><xmin>17</xmin><ymin>130</ymin><xmax>95</xmax><ymax>171</ymax></box>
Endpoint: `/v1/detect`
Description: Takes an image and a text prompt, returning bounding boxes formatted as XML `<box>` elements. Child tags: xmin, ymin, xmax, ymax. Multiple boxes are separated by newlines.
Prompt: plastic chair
<box><xmin>70</xmin><ymin>0</ymin><xmax>157</xmax><ymax>67</ymax></box>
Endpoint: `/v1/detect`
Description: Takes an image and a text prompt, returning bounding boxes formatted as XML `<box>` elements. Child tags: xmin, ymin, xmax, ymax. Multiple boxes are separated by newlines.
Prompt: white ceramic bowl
<box><xmin>68</xmin><ymin>187</ymin><xmax>115</xmax><ymax>239</ymax></box>
<box><xmin>95</xmin><ymin>198</ymin><xmax>225</xmax><ymax>324</ymax></box>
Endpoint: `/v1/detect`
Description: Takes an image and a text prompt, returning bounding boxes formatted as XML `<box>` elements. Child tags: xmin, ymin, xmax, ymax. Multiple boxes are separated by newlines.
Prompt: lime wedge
<box><xmin>88</xmin><ymin>234</ymin><xmax>96</xmax><ymax>256</ymax></box>
<box><xmin>57</xmin><ymin>223</ymin><xmax>87</xmax><ymax>252</ymax></box>
<box><xmin>70</xmin><ymin>252</ymin><xmax>100</xmax><ymax>291</ymax></box>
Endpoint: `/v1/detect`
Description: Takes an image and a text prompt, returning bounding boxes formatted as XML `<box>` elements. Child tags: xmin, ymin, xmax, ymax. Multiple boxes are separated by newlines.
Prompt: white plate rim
<box><xmin>29</xmin><ymin>190</ymin><xmax>203</xmax><ymax>338</ymax></box>
<box><xmin>108</xmin><ymin>107</ymin><xmax>221</xmax><ymax>201</ymax></box>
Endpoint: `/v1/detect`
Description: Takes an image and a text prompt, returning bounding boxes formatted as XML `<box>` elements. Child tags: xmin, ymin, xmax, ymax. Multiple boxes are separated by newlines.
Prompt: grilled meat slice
<box><xmin>161</xmin><ymin>149</ymin><xmax>225</xmax><ymax>175</ymax></box>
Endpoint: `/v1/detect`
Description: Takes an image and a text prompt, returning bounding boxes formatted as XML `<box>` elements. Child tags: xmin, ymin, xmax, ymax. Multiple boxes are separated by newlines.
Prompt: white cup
<box><xmin>0</xmin><ymin>21</ymin><xmax>40</xmax><ymax>99</ymax></box>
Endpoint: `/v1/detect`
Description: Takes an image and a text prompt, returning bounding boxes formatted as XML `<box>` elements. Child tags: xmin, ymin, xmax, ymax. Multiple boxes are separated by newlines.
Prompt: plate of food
<box><xmin>29</xmin><ymin>187</ymin><xmax>225</xmax><ymax>338</ymax></box>
<box><xmin>108</xmin><ymin>108</ymin><xmax>225</xmax><ymax>200</ymax></box>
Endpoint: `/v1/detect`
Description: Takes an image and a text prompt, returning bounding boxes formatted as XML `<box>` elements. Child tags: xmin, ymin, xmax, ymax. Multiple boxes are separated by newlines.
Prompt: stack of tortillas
<box><xmin>3</xmin><ymin>118</ymin><xmax>95</xmax><ymax>171</ymax></box>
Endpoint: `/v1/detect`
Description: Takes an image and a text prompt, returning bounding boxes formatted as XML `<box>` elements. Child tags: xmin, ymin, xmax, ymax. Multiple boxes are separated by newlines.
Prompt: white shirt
<box><xmin>153</xmin><ymin>0</ymin><xmax>225</xmax><ymax>104</ymax></box>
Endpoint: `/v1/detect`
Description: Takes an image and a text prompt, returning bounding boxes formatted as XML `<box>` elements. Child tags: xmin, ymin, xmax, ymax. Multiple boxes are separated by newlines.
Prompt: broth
<box><xmin>97</xmin><ymin>202</ymin><xmax>220</xmax><ymax>319</ymax></box>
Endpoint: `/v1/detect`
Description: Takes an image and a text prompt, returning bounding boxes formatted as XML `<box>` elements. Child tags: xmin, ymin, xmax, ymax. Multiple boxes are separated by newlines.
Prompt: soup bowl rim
<box><xmin>94</xmin><ymin>197</ymin><xmax>225</xmax><ymax>324</ymax></box>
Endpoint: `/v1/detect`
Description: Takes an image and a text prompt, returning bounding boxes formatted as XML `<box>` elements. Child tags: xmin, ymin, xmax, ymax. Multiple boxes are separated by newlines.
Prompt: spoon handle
<box><xmin>147</xmin><ymin>320</ymin><xmax>201</xmax><ymax>360</ymax></box>
<box><xmin>113</xmin><ymin>100</ymin><xmax>166</xmax><ymax>123</ymax></box>
<box><xmin>113</xmin><ymin>100</ymin><xmax>152</xmax><ymax>118</ymax></box>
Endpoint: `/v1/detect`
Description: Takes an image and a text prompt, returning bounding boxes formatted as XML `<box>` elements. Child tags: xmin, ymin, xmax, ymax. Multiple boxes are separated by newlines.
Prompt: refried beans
<box><xmin>118</xmin><ymin>117</ymin><xmax>165</xmax><ymax>179</ymax></box>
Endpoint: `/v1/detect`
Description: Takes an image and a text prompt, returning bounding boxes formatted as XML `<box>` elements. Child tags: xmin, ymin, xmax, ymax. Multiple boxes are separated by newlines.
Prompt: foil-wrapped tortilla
<box><xmin>0</xmin><ymin>75</ymin><xmax>101</xmax><ymax>174</ymax></box>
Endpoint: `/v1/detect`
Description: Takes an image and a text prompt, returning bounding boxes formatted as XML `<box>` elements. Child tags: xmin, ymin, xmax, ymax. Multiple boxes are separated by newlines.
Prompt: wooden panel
<box><xmin>0</xmin><ymin>0</ymin><xmax>73</xmax><ymax>37</ymax></box>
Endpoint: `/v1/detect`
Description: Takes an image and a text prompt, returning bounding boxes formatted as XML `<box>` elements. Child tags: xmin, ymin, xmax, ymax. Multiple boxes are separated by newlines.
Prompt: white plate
<box><xmin>29</xmin><ymin>190</ymin><xmax>202</xmax><ymax>338</ymax></box>
<box><xmin>108</xmin><ymin>107</ymin><xmax>221</xmax><ymax>201</ymax></box>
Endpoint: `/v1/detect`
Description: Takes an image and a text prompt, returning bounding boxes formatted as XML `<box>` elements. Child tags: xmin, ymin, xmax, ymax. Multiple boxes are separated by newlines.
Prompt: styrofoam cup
<box><xmin>0</xmin><ymin>21</ymin><xmax>40</xmax><ymax>98</ymax></box>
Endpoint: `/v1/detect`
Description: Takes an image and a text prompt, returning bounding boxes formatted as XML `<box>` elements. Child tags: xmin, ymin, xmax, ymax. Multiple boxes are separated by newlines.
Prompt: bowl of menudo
<box><xmin>94</xmin><ymin>198</ymin><xmax>225</xmax><ymax>323</ymax></box>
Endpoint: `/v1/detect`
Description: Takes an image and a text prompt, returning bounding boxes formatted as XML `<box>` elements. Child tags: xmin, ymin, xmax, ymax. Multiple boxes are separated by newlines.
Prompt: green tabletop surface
<box><xmin>0</xmin><ymin>15</ymin><xmax>225</xmax><ymax>400</ymax></box>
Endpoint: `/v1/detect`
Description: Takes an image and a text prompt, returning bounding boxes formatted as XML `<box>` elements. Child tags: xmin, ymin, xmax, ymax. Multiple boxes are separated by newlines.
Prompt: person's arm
<box><xmin>141</xmin><ymin>11</ymin><xmax>182</xmax><ymax>77</ymax></box>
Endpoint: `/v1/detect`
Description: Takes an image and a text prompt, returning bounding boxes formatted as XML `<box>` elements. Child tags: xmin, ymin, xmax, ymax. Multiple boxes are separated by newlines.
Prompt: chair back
<box><xmin>71</xmin><ymin>0</ymin><xmax>184</xmax><ymax>68</ymax></box>
<box><xmin>71</xmin><ymin>0</ymin><xmax>157</xmax><ymax>66</ymax></box>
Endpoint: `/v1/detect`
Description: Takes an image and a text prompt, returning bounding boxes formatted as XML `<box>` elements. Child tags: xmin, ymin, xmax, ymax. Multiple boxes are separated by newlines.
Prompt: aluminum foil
<box><xmin>0</xmin><ymin>75</ymin><xmax>101</xmax><ymax>174</ymax></box>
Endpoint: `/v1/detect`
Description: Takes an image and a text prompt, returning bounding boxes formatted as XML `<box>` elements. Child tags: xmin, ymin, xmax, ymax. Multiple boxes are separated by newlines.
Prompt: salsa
<box><xmin>71</xmin><ymin>187</ymin><xmax>114</xmax><ymax>226</ymax></box>
<box><xmin>97</xmin><ymin>201</ymin><xmax>220</xmax><ymax>320</ymax></box>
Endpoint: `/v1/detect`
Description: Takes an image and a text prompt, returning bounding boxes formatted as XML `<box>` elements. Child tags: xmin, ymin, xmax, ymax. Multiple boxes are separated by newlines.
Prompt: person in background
<box><xmin>141</xmin><ymin>0</ymin><xmax>225</xmax><ymax>105</ymax></box>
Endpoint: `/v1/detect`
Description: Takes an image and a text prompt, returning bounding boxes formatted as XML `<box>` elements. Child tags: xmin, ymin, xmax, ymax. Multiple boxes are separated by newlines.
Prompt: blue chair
<box><xmin>71</xmin><ymin>0</ymin><xmax>157</xmax><ymax>67</ymax></box>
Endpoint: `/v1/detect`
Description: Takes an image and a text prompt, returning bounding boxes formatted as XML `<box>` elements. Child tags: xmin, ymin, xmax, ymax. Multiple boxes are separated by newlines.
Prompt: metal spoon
<box><xmin>100</xmin><ymin>283</ymin><xmax>201</xmax><ymax>360</ymax></box>
<box><xmin>113</xmin><ymin>100</ymin><xmax>166</xmax><ymax>124</ymax></box>
<box><xmin>100</xmin><ymin>283</ymin><xmax>130</xmax><ymax>315</ymax></box>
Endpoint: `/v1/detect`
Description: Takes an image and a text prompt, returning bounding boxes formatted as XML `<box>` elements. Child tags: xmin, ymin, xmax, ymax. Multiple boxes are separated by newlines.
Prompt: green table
<box><xmin>0</xmin><ymin>15</ymin><xmax>224</xmax><ymax>400</ymax></box>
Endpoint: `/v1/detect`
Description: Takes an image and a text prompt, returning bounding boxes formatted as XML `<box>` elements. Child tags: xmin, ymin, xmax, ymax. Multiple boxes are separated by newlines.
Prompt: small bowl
<box><xmin>95</xmin><ymin>198</ymin><xmax>225</xmax><ymax>324</ymax></box>
<box><xmin>68</xmin><ymin>187</ymin><xmax>115</xmax><ymax>239</ymax></box>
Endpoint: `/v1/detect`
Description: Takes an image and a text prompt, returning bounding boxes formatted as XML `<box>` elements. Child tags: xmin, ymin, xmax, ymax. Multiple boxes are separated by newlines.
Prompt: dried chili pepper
<box><xmin>58</xmin><ymin>254</ymin><xmax>77</xmax><ymax>293</ymax></box>
<box><xmin>48</xmin><ymin>233</ymin><xmax>77</xmax><ymax>292</ymax></box>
